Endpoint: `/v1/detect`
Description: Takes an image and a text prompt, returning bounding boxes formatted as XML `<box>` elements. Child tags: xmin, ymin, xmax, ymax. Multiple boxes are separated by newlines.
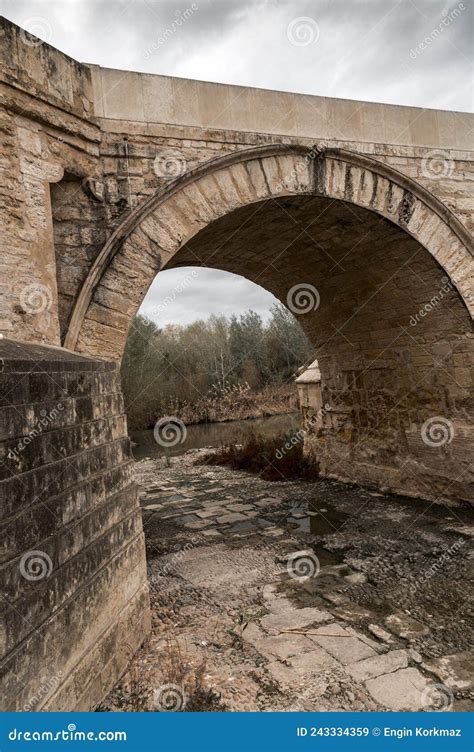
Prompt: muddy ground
<box><xmin>100</xmin><ymin>449</ymin><xmax>473</xmax><ymax>712</ymax></box>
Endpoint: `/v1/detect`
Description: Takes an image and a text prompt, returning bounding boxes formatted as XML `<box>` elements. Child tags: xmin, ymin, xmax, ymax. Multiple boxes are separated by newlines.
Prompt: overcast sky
<box><xmin>2</xmin><ymin>0</ymin><xmax>472</xmax><ymax>326</ymax></box>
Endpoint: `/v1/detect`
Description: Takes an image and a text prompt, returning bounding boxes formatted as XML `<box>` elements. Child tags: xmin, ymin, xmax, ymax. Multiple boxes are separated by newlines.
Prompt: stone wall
<box><xmin>0</xmin><ymin>18</ymin><xmax>102</xmax><ymax>346</ymax></box>
<box><xmin>0</xmin><ymin>16</ymin><xmax>472</xmax><ymax>714</ymax></box>
<box><xmin>1</xmin><ymin>17</ymin><xmax>473</xmax><ymax>351</ymax></box>
<box><xmin>192</xmin><ymin>195</ymin><xmax>473</xmax><ymax>506</ymax></box>
<box><xmin>62</xmin><ymin>141</ymin><xmax>473</xmax><ymax>505</ymax></box>
<box><xmin>0</xmin><ymin>340</ymin><xmax>150</xmax><ymax>710</ymax></box>
<box><xmin>295</xmin><ymin>360</ymin><xmax>323</xmax><ymax>424</ymax></box>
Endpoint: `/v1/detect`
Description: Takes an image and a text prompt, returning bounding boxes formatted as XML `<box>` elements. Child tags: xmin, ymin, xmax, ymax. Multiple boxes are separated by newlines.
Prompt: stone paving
<box><xmin>102</xmin><ymin>449</ymin><xmax>473</xmax><ymax>712</ymax></box>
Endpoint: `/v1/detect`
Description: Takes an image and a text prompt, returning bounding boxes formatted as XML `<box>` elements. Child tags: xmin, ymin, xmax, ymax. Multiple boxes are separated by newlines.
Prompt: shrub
<box><xmin>200</xmin><ymin>431</ymin><xmax>319</xmax><ymax>481</ymax></box>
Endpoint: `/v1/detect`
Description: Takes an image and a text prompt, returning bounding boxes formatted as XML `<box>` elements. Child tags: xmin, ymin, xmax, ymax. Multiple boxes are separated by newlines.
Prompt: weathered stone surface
<box><xmin>125</xmin><ymin>450</ymin><xmax>474</xmax><ymax>711</ymax></box>
<box><xmin>266</xmin><ymin>597</ymin><xmax>301</xmax><ymax>614</ymax></box>
<box><xmin>2</xmin><ymin>13</ymin><xmax>473</xmax><ymax>507</ymax></box>
<box><xmin>368</xmin><ymin>624</ymin><xmax>395</xmax><ymax>644</ymax></box>
<box><xmin>267</xmin><ymin>647</ymin><xmax>338</xmax><ymax>685</ymax></box>
<box><xmin>216</xmin><ymin>512</ymin><xmax>249</xmax><ymax>524</ymax></box>
<box><xmin>254</xmin><ymin>633</ymin><xmax>317</xmax><ymax>660</ymax></box>
<box><xmin>332</xmin><ymin>604</ymin><xmax>374</xmax><ymax>622</ymax></box>
<box><xmin>422</xmin><ymin>652</ymin><xmax>474</xmax><ymax>690</ymax></box>
<box><xmin>260</xmin><ymin>607</ymin><xmax>333</xmax><ymax>633</ymax></box>
<box><xmin>307</xmin><ymin>623</ymin><xmax>377</xmax><ymax>664</ymax></box>
<box><xmin>1</xmin><ymin>13</ymin><xmax>473</xmax><ymax>713</ymax></box>
<box><xmin>0</xmin><ymin>341</ymin><xmax>149</xmax><ymax>711</ymax></box>
<box><xmin>347</xmin><ymin>650</ymin><xmax>409</xmax><ymax>682</ymax></box>
<box><xmin>365</xmin><ymin>668</ymin><xmax>430</xmax><ymax>711</ymax></box>
<box><xmin>385</xmin><ymin>613</ymin><xmax>430</xmax><ymax>640</ymax></box>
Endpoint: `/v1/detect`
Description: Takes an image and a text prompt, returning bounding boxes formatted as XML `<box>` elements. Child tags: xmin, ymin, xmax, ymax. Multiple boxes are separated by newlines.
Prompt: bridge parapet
<box><xmin>0</xmin><ymin>15</ymin><xmax>473</xmax><ymax>347</ymax></box>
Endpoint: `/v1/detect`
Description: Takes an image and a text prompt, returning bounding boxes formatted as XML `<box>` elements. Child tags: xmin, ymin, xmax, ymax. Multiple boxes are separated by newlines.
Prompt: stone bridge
<box><xmin>0</xmin><ymin>17</ymin><xmax>472</xmax><ymax>710</ymax></box>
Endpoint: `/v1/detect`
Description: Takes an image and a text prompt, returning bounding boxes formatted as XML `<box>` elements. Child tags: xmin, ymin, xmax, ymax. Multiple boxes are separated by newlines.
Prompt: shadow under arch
<box><xmin>64</xmin><ymin>143</ymin><xmax>473</xmax><ymax>503</ymax></box>
<box><xmin>65</xmin><ymin>144</ymin><xmax>473</xmax><ymax>359</ymax></box>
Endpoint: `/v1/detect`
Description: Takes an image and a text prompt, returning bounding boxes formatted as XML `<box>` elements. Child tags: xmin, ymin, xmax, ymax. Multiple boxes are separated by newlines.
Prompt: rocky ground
<box><xmin>100</xmin><ymin>448</ymin><xmax>473</xmax><ymax>713</ymax></box>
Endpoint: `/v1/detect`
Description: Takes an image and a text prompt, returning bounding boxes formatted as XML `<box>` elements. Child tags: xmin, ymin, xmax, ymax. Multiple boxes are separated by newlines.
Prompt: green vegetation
<box><xmin>121</xmin><ymin>304</ymin><xmax>312</xmax><ymax>429</ymax></box>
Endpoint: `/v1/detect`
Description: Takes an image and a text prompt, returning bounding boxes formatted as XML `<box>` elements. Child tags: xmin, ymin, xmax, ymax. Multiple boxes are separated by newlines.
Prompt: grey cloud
<box><xmin>139</xmin><ymin>267</ymin><xmax>282</xmax><ymax>326</ymax></box>
<box><xmin>2</xmin><ymin>0</ymin><xmax>470</xmax><ymax>324</ymax></box>
<box><xmin>2</xmin><ymin>0</ymin><xmax>471</xmax><ymax>110</ymax></box>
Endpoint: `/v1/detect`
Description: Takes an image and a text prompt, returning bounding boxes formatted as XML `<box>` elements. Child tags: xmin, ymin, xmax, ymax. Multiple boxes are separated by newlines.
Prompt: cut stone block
<box><xmin>183</xmin><ymin>519</ymin><xmax>212</xmax><ymax>530</ymax></box>
<box><xmin>332</xmin><ymin>604</ymin><xmax>374</xmax><ymax>622</ymax></box>
<box><xmin>254</xmin><ymin>633</ymin><xmax>316</xmax><ymax>660</ymax></box>
<box><xmin>260</xmin><ymin>607</ymin><xmax>333</xmax><ymax>633</ymax></box>
<box><xmin>217</xmin><ymin>512</ymin><xmax>249</xmax><ymax>524</ymax></box>
<box><xmin>228</xmin><ymin>521</ymin><xmax>258</xmax><ymax>535</ymax></box>
<box><xmin>422</xmin><ymin>652</ymin><xmax>474</xmax><ymax>690</ymax></box>
<box><xmin>365</xmin><ymin>667</ymin><xmax>430</xmax><ymax>710</ymax></box>
<box><xmin>200</xmin><ymin>529</ymin><xmax>222</xmax><ymax>538</ymax></box>
<box><xmin>345</xmin><ymin>626</ymin><xmax>385</xmax><ymax>654</ymax></box>
<box><xmin>267</xmin><ymin>648</ymin><xmax>337</xmax><ymax>685</ymax></box>
<box><xmin>195</xmin><ymin>508</ymin><xmax>225</xmax><ymax>518</ymax></box>
<box><xmin>307</xmin><ymin>623</ymin><xmax>377</xmax><ymax>664</ymax></box>
<box><xmin>266</xmin><ymin>598</ymin><xmax>298</xmax><ymax>615</ymax></box>
<box><xmin>241</xmin><ymin>622</ymin><xmax>266</xmax><ymax>645</ymax></box>
<box><xmin>347</xmin><ymin>649</ymin><xmax>409</xmax><ymax>682</ymax></box>
<box><xmin>290</xmin><ymin>648</ymin><xmax>339</xmax><ymax>674</ymax></box>
<box><xmin>227</xmin><ymin>503</ymin><xmax>255</xmax><ymax>512</ymax></box>
<box><xmin>368</xmin><ymin>623</ymin><xmax>394</xmax><ymax>643</ymax></box>
<box><xmin>385</xmin><ymin>613</ymin><xmax>430</xmax><ymax>640</ymax></box>
<box><xmin>266</xmin><ymin>528</ymin><xmax>285</xmax><ymax>536</ymax></box>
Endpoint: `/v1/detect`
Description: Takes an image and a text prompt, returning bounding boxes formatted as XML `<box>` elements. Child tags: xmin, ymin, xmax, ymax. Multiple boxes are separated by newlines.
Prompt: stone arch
<box><xmin>61</xmin><ymin>143</ymin><xmax>474</xmax><ymax>503</ymax></box>
<box><xmin>65</xmin><ymin>144</ymin><xmax>473</xmax><ymax>360</ymax></box>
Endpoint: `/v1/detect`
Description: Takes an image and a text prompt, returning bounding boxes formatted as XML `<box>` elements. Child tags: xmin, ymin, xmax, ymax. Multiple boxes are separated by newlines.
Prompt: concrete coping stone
<box><xmin>0</xmin><ymin>339</ymin><xmax>115</xmax><ymax>372</ymax></box>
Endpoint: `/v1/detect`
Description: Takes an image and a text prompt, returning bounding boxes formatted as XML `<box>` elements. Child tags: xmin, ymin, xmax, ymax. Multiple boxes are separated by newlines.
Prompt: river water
<box><xmin>131</xmin><ymin>412</ymin><xmax>301</xmax><ymax>460</ymax></box>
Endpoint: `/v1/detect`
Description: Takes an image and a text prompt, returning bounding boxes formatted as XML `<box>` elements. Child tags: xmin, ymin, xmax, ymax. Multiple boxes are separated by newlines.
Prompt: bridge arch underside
<box><xmin>73</xmin><ymin>172</ymin><xmax>473</xmax><ymax>506</ymax></box>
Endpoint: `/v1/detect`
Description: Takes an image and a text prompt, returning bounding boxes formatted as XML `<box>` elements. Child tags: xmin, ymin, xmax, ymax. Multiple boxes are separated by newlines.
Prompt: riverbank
<box><xmin>100</xmin><ymin>449</ymin><xmax>473</xmax><ymax>712</ymax></box>
<box><xmin>127</xmin><ymin>382</ymin><xmax>299</xmax><ymax>431</ymax></box>
<box><xmin>131</xmin><ymin>412</ymin><xmax>301</xmax><ymax>461</ymax></box>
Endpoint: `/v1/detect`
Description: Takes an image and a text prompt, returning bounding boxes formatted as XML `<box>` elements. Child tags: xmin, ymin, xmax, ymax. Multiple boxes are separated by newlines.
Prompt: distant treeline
<box><xmin>121</xmin><ymin>304</ymin><xmax>313</xmax><ymax>429</ymax></box>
